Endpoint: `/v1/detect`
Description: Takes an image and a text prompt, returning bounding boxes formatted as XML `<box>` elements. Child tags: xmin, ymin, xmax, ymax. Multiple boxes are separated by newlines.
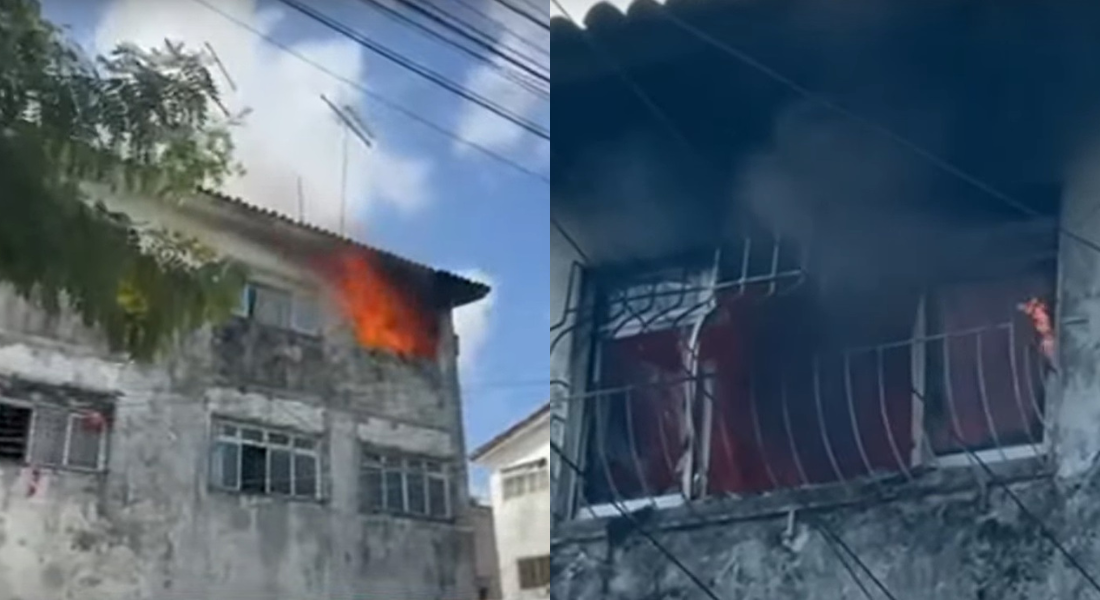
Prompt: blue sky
<box><xmin>42</xmin><ymin>0</ymin><xmax>550</xmax><ymax>494</ymax></box>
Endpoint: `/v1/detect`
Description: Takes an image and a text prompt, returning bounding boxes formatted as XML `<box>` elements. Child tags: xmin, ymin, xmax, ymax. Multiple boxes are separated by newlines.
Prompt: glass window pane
<box><xmin>269</xmin><ymin>449</ymin><xmax>292</xmax><ymax>495</ymax></box>
<box><xmin>294</xmin><ymin>437</ymin><xmax>315</xmax><ymax>450</ymax></box>
<box><xmin>241</xmin><ymin>428</ymin><xmax>264</xmax><ymax>442</ymax></box>
<box><xmin>292</xmin><ymin>296</ymin><xmax>322</xmax><ymax>335</ymax></box>
<box><xmin>407</xmin><ymin>470</ymin><xmax>427</xmax><ymax>515</ymax></box>
<box><xmin>361</xmin><ymin>466</ymin><xmax>383</xmax><ymax>513</ymax></box>
<box><xmin>30</xmin><ymin>406</ymin><xmax>67</xmax><ymax>466</ymax></box>
<box><xmin>385</xmin><ymin>469</ymin><xmax>405</xmax><ymax>512</ymax></box>
<box><xmin>241</xmin><ymin>444</ymin><xmax>268</xmax><ymax>493</ymax></box>
<box><xmin>211</xmin><ymin>441</ymin><xmax>240</xmax><ymax>489</ymax></box>
<box><xmin>0</xmin><ymin>404</ymin><xmax>32</xmax><ymax>460</ymax></box>
<box><xmin>66</xmin><ymin>414</ymin><xmax>101</xmax><ymax>469</ymax></box>
<box><xmin>253</xmin><ymin>285</ymin><xmax>292</xmax><ymax>328</ymax></box>
<box><xmin>268</xmin><ymin>432</ymin><xmax>290</xmax><ymax>446</ymax></box>
<box><xmin>428</xmin><ymin>477</ymin><xmax>447</xmax><ymax>518</ymax></box>
<box><xmin>220</xmin><ymin>425</ymin><xmax>239</xmax><ymax>438</ymax></box>
<box><xmin>294</xmin><ymin>453</ymin><xmax>317</xmax><ymax>498</ymax></box>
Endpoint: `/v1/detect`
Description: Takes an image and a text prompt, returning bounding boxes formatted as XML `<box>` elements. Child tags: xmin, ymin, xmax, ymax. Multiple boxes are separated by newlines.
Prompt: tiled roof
<box><xmin>469</xmin><ymin>401</ymin><xmax>552</xmax><ymax>462</ymax></box>
<box><xmin>198</xmin><ymin>187</ymin><xmax>490</xmax><ymax>307</ymax></box>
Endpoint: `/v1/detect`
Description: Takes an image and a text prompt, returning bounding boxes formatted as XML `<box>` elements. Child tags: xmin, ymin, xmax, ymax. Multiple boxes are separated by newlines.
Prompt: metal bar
<box><xmin>941</xmin><ymin>335</ymin><xmax>969</xmax><ymax>462</ymax></box>
<box><xmin>974</xmin><ymin>331</ymin><xmax>1009</xmax><ymax>463</ymax></box>
<box><xmin>1006</xmin><ymin>321</ymin><xmax>1040</xmax><ymax>450</ymax></box>
<box><xmin>622</xmin><ymin>387</ymin><xmax>653</xmax><ymax>500</ymax></box>
<box><xmin>780</xmin><ymin>375</ymin><xmax>810</xmax><ymax>486</ymax></box>
<box><xmin>876</xmin><ymin>347</ymin><xmax>912</xmax><ymax>480</ymax></box>
<box><xmin>843</xmin><ymin>352</ymin><xmax>876</xmax><ymax>478</ymax></box>
<box><xmin>813</xmin><ymin>357</ymin><xmax>847</xmax><ymax>483</ymax></box>
<box><xmin>748</xmin><ymin>377</ymin><xmax>780</xmax><ymax>489</ymax></box>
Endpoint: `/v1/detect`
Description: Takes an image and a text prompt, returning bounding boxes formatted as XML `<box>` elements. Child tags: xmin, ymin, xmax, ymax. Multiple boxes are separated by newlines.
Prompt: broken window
<box><xmin>575</xmin><ymin>248</ymin><xmax>1055</xmax><ymax>511</ymax></box>
<box><xmin>0</xmin><ymin>399</ymin><xmax>108</xmax><ymax>470</ymax></box>
<box><xmin>210</xmin><ymin>421</ymin><xmax>320</xmax><ymax>499</ymax></box>
<box><xmin>502</xmin><ymin>458</ymin><xmax>550</xmax><ymax>500</ymax></box>
<box><xmin>360</xmin><ymin>450</ymin><xmax>452</xmax><ymax>519</ymax></box>
<box><xmin>517</xmin><ymin>555</ymin><xmax>552</xmax><ymax>590</ymax></box>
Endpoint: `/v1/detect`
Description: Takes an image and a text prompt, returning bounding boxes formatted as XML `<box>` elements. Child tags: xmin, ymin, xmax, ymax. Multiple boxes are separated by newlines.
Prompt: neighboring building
<box><xmin>469</xmin><ymin>498</ymin><xmax>503</xmax><ymax>600</ymax></box>
<box><xmin>552</xmin><ymin>2</ymin><xmax>1100</xmax><ymax>600</ymax></box>
<box><xmin>471</xmin><ymin>404</ymin><xmax>552</xmax><ymax>599</ymax></box>
<box><xmin>0</xmin><ymin>185</ymin><xmax>488</xmax><ymax>599</ymax></box>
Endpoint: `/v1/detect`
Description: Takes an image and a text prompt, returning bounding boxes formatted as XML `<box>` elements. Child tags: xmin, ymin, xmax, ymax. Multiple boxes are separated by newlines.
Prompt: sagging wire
<box><xmin>550</xmin><ymin>439</ymin><xmax>726</xmax><ymax>600</ymax></box>
<box><xmin>910</xmin><ymin>386</ymin><xmax>1100</xmax><ymax>597</ymax></box>
<box><xmin>813</xmin><ymin>517</ymin><xmax>901</xmax><ymax>600</ymax></box>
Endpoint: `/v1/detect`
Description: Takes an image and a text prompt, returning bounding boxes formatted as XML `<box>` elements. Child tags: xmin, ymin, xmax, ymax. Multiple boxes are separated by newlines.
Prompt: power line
<box><xmin>489</xmin><ymin>0</ymin><xmax>549</xmax><ymax>31</ymax></box>
<box><xmin>377</xmin><ymin>0</ymin><xmax>549</xmax><ymax>85</ymax></box>
<box><xmin>550</xmin><ymin>439</ymin><xmax>725</xmax><ymax>600</ymax></box>
<box><xmin>449</xmin><ymin>0</ymin><xmax>551</xmax><ymax>61</ymax></box>
<box><xmin>274</xmin><ymin>0</ymin><xmax>550</xmax><ymax>141</ymax></box>
<box><xmin>189</xmin><ymin>0</ymin><xmax>548</xmax><ymax>183</ymax></box>
<box><xmin>353</xmin><ymin>0</ymin><xmax>548</xmax><ymax>99</ymax></box>
<box><xmin>657</xmin><ymin>10</ymin><xmax>1100</xmax><ymax>257</ymax></box>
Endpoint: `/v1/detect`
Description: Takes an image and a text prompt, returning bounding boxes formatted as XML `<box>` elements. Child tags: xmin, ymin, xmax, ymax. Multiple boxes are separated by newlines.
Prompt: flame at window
<box><xmin>325</xmin><ymin>251</ymin><xmax>438</xmax><ymax>359</ymax></box>
<box><xmin>1020</xmin><ymin>297</ymin><xmax>1054</xmax><ymax>360</ymax></box>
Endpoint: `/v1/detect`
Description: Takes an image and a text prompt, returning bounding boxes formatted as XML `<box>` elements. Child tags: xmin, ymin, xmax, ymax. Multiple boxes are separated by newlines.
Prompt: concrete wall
<box><xmin>484</xmin><ymin>420</ymin><xmax>551</xmax><ymax>600</ymax></box>
<box><xmin>0</xmin><ymin>193</ymin><xmax>477</xmax><ymax>599</ymax></box>
<box><xmin>549</xmin><ymin>147</ymin><xmax>1100</xmax><ymax>600</ymax></box>
<box><xmin>470</xmin><ymin>501</ymin><xmax>503</xmax><ymax>599</ymax></box>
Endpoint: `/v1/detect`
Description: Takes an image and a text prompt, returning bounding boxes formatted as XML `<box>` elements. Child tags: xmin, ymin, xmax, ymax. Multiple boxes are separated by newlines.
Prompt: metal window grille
<box><xmin>360</xmin><ymin>450</ymin><xmax>452</xmax><ymax>519</ymax></box>
<box><xmin>517</xmin><ymin>555</ymin><xmax>552</xmax><ymax>590</ymax></box>
<box><xmin>553</xmin><ymin>238</ymin><xmax>1056</xmax><ymax>519</ymax></box>
<box><xmin>0</xmin><ymin>399</ymin><xmax>108</xmax><ymax>471</ymax></box>
<box><xmin>210</xmin><ymin>421</ymin><xmax>320</xmax><ymax>499</ymax></box>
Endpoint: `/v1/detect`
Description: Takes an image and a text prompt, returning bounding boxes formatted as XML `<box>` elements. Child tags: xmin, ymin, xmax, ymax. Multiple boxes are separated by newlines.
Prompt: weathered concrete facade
<box><xmin>0</xmin><ymin>191</ymin><xmax>485</xmax><ymax>599</ymax></box>
<box><xmin>548</xmin><ymin>91</ymin><xmax>1100</xmax><ymax>600</ymax></box>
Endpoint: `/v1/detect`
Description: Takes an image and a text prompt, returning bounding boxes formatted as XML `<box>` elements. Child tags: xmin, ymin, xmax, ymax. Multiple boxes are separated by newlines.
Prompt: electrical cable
<box><xmin>489</xmin><ymin>0</ymin><xmax>550</xmax><ymax>31</ymax></box>
<box><xmin>189</xmin><ymin>0</ymin><xmax>549</xmax><ymax>183</ymax></box>
<box><xmin>656</xmin><ymin>9</ymin><xmax>1100</xmax><ymax>257</ymax></box>
<box><xmin>550</xmin><ymin>439</ymin><xmax>726</xmax><ymax>600</ymax></box>
<box><xmin>375</xmin><ymin>0</ymin><xmax>549</xmax><ymax>85</ymax></box>
<box><xmin>274</xmin><ymin>0</ymin><xmax>550</xmax><ymax>141</ymax></box>
<box><xmin>448</xmin><ymin>0</ymin><xmax>551</xmax><ymax>61</ymax></box>
<box><xmin>814</xmin><ymin>519</ymin><xmax>880</xmax><ymax>600</ymax></box>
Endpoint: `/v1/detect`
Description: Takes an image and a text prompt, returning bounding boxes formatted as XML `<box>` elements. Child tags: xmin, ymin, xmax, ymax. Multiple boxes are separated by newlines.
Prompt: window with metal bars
<box><xmin>360</xmin><ymin>450</ymin><xmax>452</xmax><ymax>519</ymax></box>
<box><xmin>209</xmin><ymin>420</ymin><xmax>320</xmax><ymax>499</ymax></box>
<box><xmin>517</xmin><ymin>555</ymin><xmax>551</xmax><ymax>590</ymax></box>
<box><xmin>0</xmin><ymin>399</ymin><xmax>108</xmax><ymax>471</ymax></box>
<box><xmin>573</xmin><ymin>256</ymin><xmax>1055</xmax><ymax>514</ymax></box>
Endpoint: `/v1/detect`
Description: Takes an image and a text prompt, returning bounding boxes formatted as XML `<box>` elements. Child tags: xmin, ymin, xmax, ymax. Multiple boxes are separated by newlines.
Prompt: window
<box><xmin>237</xmin><ymin>282</ymin><xmax>322</xmax><ymax>335</ymax></box>
<box><xmin>210</xmin><ymin>421</ymin><xmax>320</xmax><ymax>499</ymax></box>
<box><xmin>517</xmin><ymin>555</ymin><xmax>551</xmax><ymax>590</ymax></box>
<box><xmin>360</xmin><ymin>450</ymin><xmax>452</xmax><ymax>519</ymax></box>
<box><xmin>502</xmin><ymin>458</ymin><xmax>550</xmax><ymax>500</ymax></box>
<box><xmin>575</xmin><ymin>256</ymin><xmax>1055</xmax><ymax>512</ymax></box>
<box><xmin>0</xmin><ymin>400</ymin><xmax>107</xmax><ymax>470</ymax></box>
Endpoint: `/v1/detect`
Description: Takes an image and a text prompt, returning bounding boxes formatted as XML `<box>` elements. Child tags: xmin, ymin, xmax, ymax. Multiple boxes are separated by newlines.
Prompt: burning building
<box><xmin>551</xmin><ymin>1</ymin><xmax>1100</xmax><ymax>598</ymax></box>
<box><xmin>0</xmin><ymin>186</ymin><xmax>488</xmax><ymax>599</ymax></box>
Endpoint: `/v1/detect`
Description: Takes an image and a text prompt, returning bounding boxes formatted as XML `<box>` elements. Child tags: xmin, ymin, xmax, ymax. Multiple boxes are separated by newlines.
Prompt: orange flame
<box><xmin>326</xmin><ymin>251</ymin><xmax>438</xmax><ymax>359</ymax></box>
<box><xmin>1020</xmin><ymin>297</ymin><xmax>1054</xmax><ymax>360</ymax></box>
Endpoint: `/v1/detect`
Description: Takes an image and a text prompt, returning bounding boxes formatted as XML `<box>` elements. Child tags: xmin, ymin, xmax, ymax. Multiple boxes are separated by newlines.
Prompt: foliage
<box><xmin>0</xmin><ymin>0</ymin><xmax>248</xmax><ymax>360</ymax></box>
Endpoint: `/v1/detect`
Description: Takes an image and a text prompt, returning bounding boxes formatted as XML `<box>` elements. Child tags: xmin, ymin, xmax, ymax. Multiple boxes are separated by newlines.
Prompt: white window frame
<box><xmin>911</xmin><ymin>293</ymin><xmax>1050</xmax><ymax>470</ymax></box>
<box><xmin>209</xmin><ymin>419</ymin><xmax>321</xmax><ymax>500</ymax></box>
<box><xmin>0</xmin><ymin>398</ymin><xmax>109</xmax><ymax>472</ymax></box>
<box><xmin>236</xmin><ymin>281</ymin><xmax>322</xmax><ymax>336</ymax></box>
<box><xmin>360</xmin><ymin>449</ymin><xmax>453</xmax><ymax>520</ymax></box>
<box><xmin>501</xmin><ymin>458</ymin><xmax>551</xmax><ymax>500</ymax></box>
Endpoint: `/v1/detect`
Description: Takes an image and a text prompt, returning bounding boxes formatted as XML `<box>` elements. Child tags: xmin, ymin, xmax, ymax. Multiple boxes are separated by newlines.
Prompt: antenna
<box><xmin>203</xmin><ymin>42</ymin><xmax>238</xmax><ymax>91</ymax></box>
<box><xmin>320</xmin><ymin>94</ymin><xmax>378</xmax><ymax>236</ymax></box>
<box><xmin>297</xmin><ymin>176</ymin><xmax>305</xmax><ymax>223</ymax></box>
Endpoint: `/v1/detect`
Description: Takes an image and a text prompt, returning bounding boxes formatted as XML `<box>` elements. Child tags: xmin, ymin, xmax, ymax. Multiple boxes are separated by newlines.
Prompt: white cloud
<box><xmin>452</xmin><ymin>1</ymin><xmax>548</xmax><ymax>163</ymax></box>
<box><xmin>452</xmin><ymin>268</ymin><xmax>495</xmax><ymax>375</ymax></box>
<box><xmin>93</xmin><ymin>0</ymin><xmax>433</xmax><ymax>234</ymax></box>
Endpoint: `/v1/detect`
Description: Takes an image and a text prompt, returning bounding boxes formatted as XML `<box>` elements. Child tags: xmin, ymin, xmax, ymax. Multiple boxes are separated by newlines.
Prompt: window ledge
<box><xmin>553</xmin><ymin>455</ymin><xmax>1051</xmax><ymax>544</ymax></box>
<box><xmin>207</xmin><ymin>486</ymin><xmax>327</xmax><ymax>506</ymax></box>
